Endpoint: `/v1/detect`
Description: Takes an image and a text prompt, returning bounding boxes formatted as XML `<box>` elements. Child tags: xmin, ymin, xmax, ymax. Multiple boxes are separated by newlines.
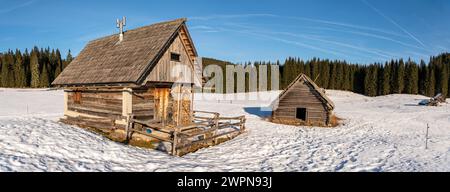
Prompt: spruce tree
<box><xmin>54</xmin><ymin>49</ymin><xmax>63</xmax><ymax>78</ymax></box>
<box><xmin>40</xmin><ymin>63</ymin><xmax>49</xmax><ymax>87</ymax></box>
<box><xmin>364</xmin><ymin>66</ymin><xmax>371</xmax><ymax>96</ymax></box>
<box><xmin>375</xmin><ymin>64</ymin><xmax>383</xmax><ymax>95</ymax></box>
<box><xmin>382</xmin><ymin>62</ymin><xmax>391</xmax><ymax>95</ymax></box>
<box><xmin>304</xmin><ymin>60</ymin><xmax>311</xmax><ymax>78</ymax></box>
<box><xmin>445</xmin><ymin>54</ymin><xmax>450</xmax><ymax>97</ymax></box>
<box><xmin>418</xmin><ymin>60</ymin><xmax>427</xmax><ymax>95</ymax></box>
<box><xmin>320</xmin><ymin>60</ymin><xmax>330</xmax><ymax>89</ymax></box>
<box><xmin>14</xmin><ymin>50</ymin><xmax>27</xmax><ymax>87</ymax></box>
<box><xmin>310</xmin><ymin>58</ymin><xmax>320</xmax><ymax>84</ymax></box>
<box><xmin>440</xmin><ymin>63</ymin><xmax>448</xmax><ymax>97</ymax></box>
<box><xmin>282</xmin><ymin>58</ymin><xmax>292</xmax><ymax>88</ymax></box>
<box><xmin>364</xmin><ymin>65</ymin><xmax>377</xmax><ymax>96</ymax></box>
<box><xmin>335</xmin><ymin>62</ymin><xmax>344</xmax><ymax>90</ymax></box>
<box><xmin>0</xmin><ymin>56</ymin><xmax>2</xmax><ymax>87</ymax></box>
<box><xmin>342</xmin><ymin>64</ymin><xmax>351</xmax><ymax>91</ymax></box>
<box><xmin>404</xmin><ymin>59</ymin><xmax>419</xmax><ymax>94</ymax></box>
<box><xmin>426</xmin><ymin>67</ymin><xmax>436</xmax><ymax>97</ymax></box>
<box><xmin>395</xmin><ymin>59</ymin><xmax>405</xmax><ymax>93</ymax></box>
<box><xmin>411</xmin><ymin>63</ymin><xmax>419</xmax><ymax>94</ymax></box>
<box><xmin>1</xmin><ymin>53</ymin><xmax>12</xmax><ymax>87</ymax></box>
<box><xmin>30</xmin><ymin>51</ymin><xmax>40</xmax><ymax>88</ymax></box>
<box><xmin>7</xmin><ymin>52</ymin><xmax>16</xmax><ymax>87</ymax></box>
<box><xmin>0</xmin><ymin>54</ymin><xmax>6</xmax><ymax>87</ymax></box>
<box><xmin>329</xmin><ymin>63</ymin><xmax>337</xmax><ymax>89</ymax></box>
<box><xmin>66</xmin><ymin>50</ymin><xmax>73</xmax><ymax>65</ymax></box>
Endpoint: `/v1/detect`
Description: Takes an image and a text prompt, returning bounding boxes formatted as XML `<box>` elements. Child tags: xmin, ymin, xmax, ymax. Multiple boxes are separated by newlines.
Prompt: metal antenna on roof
<box><xmin>116</xmin><ymin>16</ymin><xmax>126</xmax><ymax>42</ymax></box>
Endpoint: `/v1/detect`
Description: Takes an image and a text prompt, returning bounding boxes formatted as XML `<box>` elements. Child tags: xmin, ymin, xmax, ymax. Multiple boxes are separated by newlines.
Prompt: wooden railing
<box><xmin>126</xmin><ymin>111</ymin><xmax>246</xmax><ymax>156</ymax></box>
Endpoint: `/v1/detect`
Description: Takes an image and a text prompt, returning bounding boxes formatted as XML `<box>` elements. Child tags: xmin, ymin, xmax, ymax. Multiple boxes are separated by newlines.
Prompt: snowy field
<box><xmin>0</xmin><ymin>88</ymin><xmax>449</xmax><ymax>172</ymax></box>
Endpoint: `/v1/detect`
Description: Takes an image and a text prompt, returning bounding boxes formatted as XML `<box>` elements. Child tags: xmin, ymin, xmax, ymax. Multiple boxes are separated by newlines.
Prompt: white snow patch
<box><xmin>0</xmin><ymin>88</ymin><xmax>449</xmax><ymax>172</ymax></box>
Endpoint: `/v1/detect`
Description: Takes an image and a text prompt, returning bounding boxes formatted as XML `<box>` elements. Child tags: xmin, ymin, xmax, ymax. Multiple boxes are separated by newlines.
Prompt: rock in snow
<box><xmin>0</xmin><ymin>88</ymin><xmax>449</xmax><ymax>172</ymax></box>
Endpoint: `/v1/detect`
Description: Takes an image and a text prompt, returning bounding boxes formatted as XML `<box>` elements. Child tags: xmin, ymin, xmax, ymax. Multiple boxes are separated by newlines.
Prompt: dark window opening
<box><xmin>171</xmin><ymin>52</ymin><xmax>181</xmax><ymax>62</ymax></box>
<box><xmin>296</xmin><ymin>108</ymin><xmax>307</xmax><ymax>121</ymax></box>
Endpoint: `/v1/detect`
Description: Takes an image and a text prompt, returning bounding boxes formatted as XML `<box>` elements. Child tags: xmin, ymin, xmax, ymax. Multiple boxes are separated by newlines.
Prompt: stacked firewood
<box><xmin>420</xmin><ymin>93</ymin><xmax>447</xmax><ymax>106</ymax></box>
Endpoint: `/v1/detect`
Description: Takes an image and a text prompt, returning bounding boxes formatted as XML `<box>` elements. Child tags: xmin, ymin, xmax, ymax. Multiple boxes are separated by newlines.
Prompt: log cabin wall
<box><xmin>63</xmin><ymin>86</ymin><xmax>188</xmax><ymax>129</ymax></box>
<box><xmin>66</xmin><ymin>89</ymin><xmax>124</xmax><ymax>120</ymax></box>
<box><xmin>132</xmin><ymin>88</ymin><xmax>155</xmax><ymax>121</ymax></box>
<box><xmin>273</xmin><ymin>79</ymin><xmax>329</xmax><ymax>125</ymax></box>
<box><xmin>146</xmin><ymin>31</ymin><xmax>195</xmax><ymax>84</ymax></box>
<box><xmin>63</xmin><ymin>88</ymin><xmax>126</xmax><ymax>129</ymax></box>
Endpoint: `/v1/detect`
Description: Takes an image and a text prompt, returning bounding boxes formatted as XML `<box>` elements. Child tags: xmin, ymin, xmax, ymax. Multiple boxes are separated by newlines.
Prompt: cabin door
<box><xmin>154</xmin><ymin>88</ymin><xmax>171</xmax><ymax>123</ymax></box>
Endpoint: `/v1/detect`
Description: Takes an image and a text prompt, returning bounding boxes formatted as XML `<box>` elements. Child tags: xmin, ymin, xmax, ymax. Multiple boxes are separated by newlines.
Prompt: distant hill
<box><xmin>201</xmin><ymin>57</ymin><xmax>235</xmax><ymax>68</ymax></box>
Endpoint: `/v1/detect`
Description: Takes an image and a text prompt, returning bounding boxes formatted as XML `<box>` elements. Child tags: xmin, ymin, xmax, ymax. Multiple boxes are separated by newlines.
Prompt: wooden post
<box><xmin>125</xmin><ymin>115</ymin><xmax>131</xmax><ymax>141</ymax></box>
<box><xmin>212</xmin><ymin>113</ymin><xmax>219</xmax><ymax>144</ymax></box>
<box><xmin>177</xmin><ymin>84</ymin><xmax>182</xmax><ymax>126</ymax></box>
<box><xmin>122</xmin><ymin>88</ymin><xmax>133</xmax><ymax>117</ymax></box>
<box><xmin>214</xmin><ymin>113</ymin><xmax>219</xmax><ymax>129</ymax></box>
<box><xmin>63</xmin><ymin>91</ymin><xmax>68</xmax><ymax>115</ymax></box>
<box><xmin>240</xmin><ymin>116</ymin><xmax>246</xmax><ymax>133</ymax></box>
<box><xmin>326</xmin><ymin>111</ymin><xmax>332</xmax><ymax>126</ymax></box>
<box><xmin>172</xmin><ymin>128</ymin><xmax>179</xmax><ymax>156</ymax></box>
<box><xmin>425</xmin><ymin>124</ymin><xmax>430</xmax><ymax>150</ymax></box>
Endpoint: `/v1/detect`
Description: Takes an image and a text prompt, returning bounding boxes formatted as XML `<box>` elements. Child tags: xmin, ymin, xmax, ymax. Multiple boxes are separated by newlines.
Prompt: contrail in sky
<box><xmin>192</xmin><ymin>13</ymin><xmax>408</xmax><ymax>38</ymax></box>
<box><xmin>0</xmin><ymin>0</ymin><xmax>36</xmax><ymax>14</ymax></box>
<box><xmin>224</xmin><ymin>23</ymin><xmax>395</xmax><ymax>59</ymax></box>
<box><xmin>190</xmin><ymin>14</ymin><xmax>277</xmax><ymax>21</ymax></box>
<box><xmin>218</xmin><ymin>27</ymin><xmax>348</xmax><ymax>57</ymax></box>
<box><xmin>361</xmin><ymin>0</ymin><xmax>427</xmax><ymax>48</ymax></box>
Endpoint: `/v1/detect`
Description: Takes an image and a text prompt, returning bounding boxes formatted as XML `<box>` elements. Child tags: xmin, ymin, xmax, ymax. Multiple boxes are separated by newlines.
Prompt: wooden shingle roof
<box><xmin>273</xmin><ymin>73</ymin><xmax>335</xmax><ymax>110</ymax></box>
<box><xmin>52</xmin><ymin>18</ymin><xmax>190</xmax><ymax>87</ymax></box>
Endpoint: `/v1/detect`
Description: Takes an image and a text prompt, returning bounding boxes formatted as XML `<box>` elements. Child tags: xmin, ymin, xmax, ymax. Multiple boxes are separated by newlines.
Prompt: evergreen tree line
<box><xmin>204</xmin><ymin>53</ymin><xmax>450</xmax><ymax>98</ymax></box>
<box><xmin>2</xmin><ymin>50</ymin><xmax>449</xmax><ymax>98</ymax></box>
<box><xmin>0</xmin><ymin>47</ymin><xmax>73</xmax><ymax>88</ymax></box>
<box><xmin>276</xmin><ymin>54</ymin><xmax>449</xmax><ymax>98</ymax></box>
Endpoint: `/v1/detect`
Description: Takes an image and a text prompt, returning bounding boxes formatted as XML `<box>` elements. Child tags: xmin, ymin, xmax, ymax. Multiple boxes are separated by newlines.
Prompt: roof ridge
<box><xmin>271</xmin><ymin>73</ymin><xmax>335</xmax><ymax>110</ymax></box>
<box><xmin>126</xmin><ymin>18</ymin><xmax>186</xmax><ymax>33</ymax></box>
<box><xmin>88</xmin><ymin>18</ymin><xmax>187</xmax><ymax>44</ymax></box>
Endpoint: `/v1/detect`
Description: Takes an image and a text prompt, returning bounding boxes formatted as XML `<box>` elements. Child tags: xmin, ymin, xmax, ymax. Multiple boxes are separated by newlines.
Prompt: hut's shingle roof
<box><xmin>272</xmin><ymin>73</ymin><xmax>335</xmax><ymax>110</ymax></box>
<box><xmin>52</xmin><ymin>18</ymin><xmax>187</xmax><ymax>86</ymax></box>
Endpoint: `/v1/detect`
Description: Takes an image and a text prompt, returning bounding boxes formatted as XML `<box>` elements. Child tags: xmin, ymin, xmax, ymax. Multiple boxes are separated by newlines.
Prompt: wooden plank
<box><xmin>176</xmin><ymin>130</ymin><xmax>241</xmax><ymax>150</ymax></box>
<box><xmin>131</xmin><ymin>129</ymin><xmax>173</xmax><ymax>142</ymax></box>
<box><xmin>132</xmin><ymin>103</ymin><xmax>154</xmax><ymax>109</ymax></box>
<box><xmin>68</xmin><ymin>92</ymin><xmax>123</xmax><ymax>100</ymax></box>
<box><xmin>68</xmin><ymin>106</ymin><xmax>123</xmax><ymax>118</ymax></box>
<box><xmin>277</xmin><ymin>106</ymin><xmax>325</xmax><ymax>110</ymax></box>
<box><xmin>62</xmin><ymin>116</ymin><xmax>115</xmax><ymax>129</ymax></box>
<box><xmin>70</xmin><ymin>97</ymin><xmax>123</xmax><ymax>106</ymax></box>
<box><xmin>133</xmin><ymin>112</ymin><xmax>154</xmax><ymax>118</ymax></box>
<box><xmin>68</xmin><ymin>102</ymin><xmax>122</xmax><ymax>113</ymax></box>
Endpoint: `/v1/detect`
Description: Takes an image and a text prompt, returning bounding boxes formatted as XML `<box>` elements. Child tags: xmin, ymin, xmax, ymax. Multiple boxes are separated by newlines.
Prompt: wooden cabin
<box><xmin>271</xmin><ymin>74</ymin><xmax>335</xmax><ymax>127</ymax></box>
<box><xmin>52</xmin><ymin>18</ymin><xmax>245</xmax><ymax>156</ymax></box>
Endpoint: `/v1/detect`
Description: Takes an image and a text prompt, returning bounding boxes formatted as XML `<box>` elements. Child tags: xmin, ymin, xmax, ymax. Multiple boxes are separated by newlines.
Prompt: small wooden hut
<box><xmin>271</xmin><ymin>73</ymin><xmax>335</xmax><ymax>127</ymax></box>
<box><xmin>52</xmin><ymin>18</ymin><xmax>245</xmax><ymax>156</ymax></box>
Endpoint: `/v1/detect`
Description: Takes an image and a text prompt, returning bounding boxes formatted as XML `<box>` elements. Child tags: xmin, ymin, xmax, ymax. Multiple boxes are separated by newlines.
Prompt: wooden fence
<box><xmin>126</xmin><ymin>111</ymin><xmax>246</xmax><ymax>156</ymax></box>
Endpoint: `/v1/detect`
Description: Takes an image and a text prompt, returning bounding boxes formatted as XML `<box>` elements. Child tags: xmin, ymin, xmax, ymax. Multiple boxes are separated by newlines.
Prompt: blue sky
<box><xmin>1</xmin><ymin>0</ymin><xmax>449</xmax><ymax>64</ymax></box>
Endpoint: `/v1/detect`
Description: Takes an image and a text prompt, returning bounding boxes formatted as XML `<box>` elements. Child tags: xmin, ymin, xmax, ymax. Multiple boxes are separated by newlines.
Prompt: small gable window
<box><xmin>171</xmin><ymin>52</ymin><xmax>181</xmax><ymax>62</ymax></box>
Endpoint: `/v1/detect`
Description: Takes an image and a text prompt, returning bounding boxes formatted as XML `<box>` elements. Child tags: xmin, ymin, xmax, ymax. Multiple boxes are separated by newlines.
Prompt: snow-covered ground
<box><xmin>0</xmin><ymin>88</ymin><xmax>449</xmax><ymax>172</ymax></box>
